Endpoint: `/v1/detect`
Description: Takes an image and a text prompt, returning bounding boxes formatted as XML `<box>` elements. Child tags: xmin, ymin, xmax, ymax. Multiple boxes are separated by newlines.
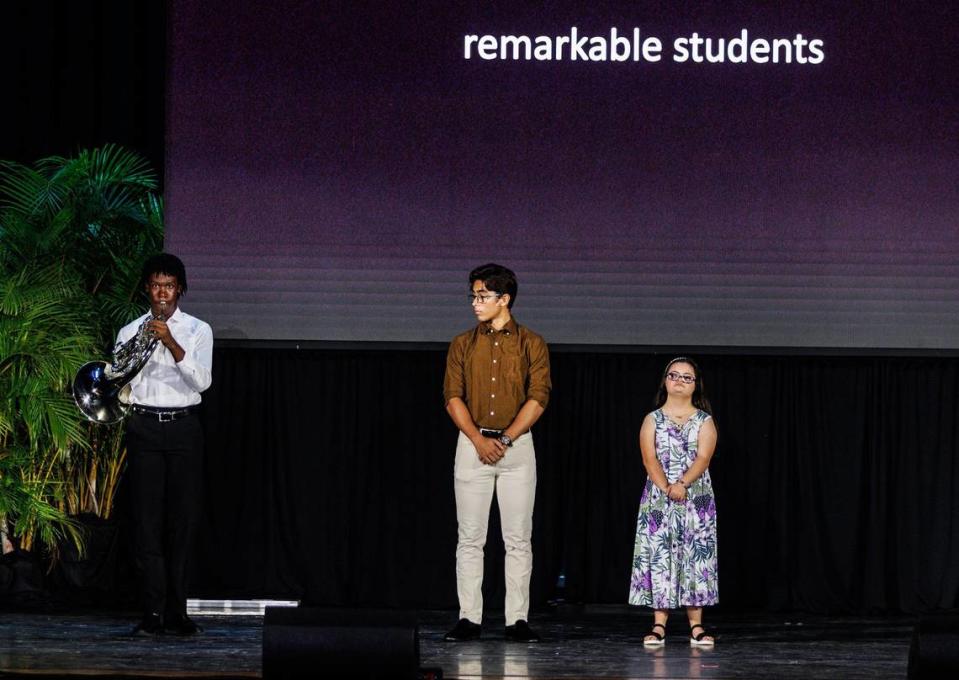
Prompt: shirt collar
<box><xmin>481</xmin><ymin>317</ymin><xmax>518</xmax><ymax>336</ymax></box>
<box><xmin>163</xmin><ymin>306</ymin><xmax>184</xmax><ymax>324</ymax></box>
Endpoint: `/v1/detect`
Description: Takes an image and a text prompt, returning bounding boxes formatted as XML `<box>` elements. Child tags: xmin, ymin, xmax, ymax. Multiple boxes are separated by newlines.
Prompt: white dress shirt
<box><xmin>114</xmin><ymin>306</ymin><xmax>213</xmax><ymax>408</ymax></box>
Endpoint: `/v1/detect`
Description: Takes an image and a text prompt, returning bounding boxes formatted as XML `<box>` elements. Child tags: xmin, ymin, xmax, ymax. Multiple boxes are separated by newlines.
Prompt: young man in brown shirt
<box><xmin>442</xmin><ymin>263</ymin><xmax>551</xmax><ymax>643</ymax></box>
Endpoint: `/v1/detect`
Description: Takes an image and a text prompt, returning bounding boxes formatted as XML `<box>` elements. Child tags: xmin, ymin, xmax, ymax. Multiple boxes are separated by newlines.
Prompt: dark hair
<box><xmin>141</xmin><ymin>253</ymin><xmax>188</xmax><ymax>295</ymax></box>
<box><xmin>469</xmin><ymin>263</ymin><xmax>517</xmax><ymax>309</ymax></box>
<box><xmin>654</xmin><ymin>356</ymin><xmax>712</xmax><ymax>414</ymax></box>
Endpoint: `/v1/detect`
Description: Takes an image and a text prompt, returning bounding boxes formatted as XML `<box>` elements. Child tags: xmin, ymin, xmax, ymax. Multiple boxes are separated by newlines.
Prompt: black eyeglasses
<box><xmin>467</xmin><ymin>293</ymin><xmax>501</xmax><ymax>305</ymax></box>
<box><xmin>666</xmin><ymin>371</ymin><xmax>696</xmax><ymax>384</ymax></box>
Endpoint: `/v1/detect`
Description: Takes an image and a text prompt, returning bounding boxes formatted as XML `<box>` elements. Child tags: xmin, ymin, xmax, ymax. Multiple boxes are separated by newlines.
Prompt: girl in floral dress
<box><xmin>629</xmin><ymin>357</ymin><xmax>718</xmax><ymax>647</ymax></box>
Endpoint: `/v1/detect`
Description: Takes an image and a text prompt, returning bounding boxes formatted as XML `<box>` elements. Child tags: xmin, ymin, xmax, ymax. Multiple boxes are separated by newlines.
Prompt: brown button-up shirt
<box><xmin>443</xmin><ymin>317</ymin><xmax>551</xmax><ymax>430</ymax></box>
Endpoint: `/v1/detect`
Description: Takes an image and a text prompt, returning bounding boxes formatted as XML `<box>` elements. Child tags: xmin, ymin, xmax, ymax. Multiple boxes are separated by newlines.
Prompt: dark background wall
<box><xmin>0</xmin><ymin>0</ymin><xmax>165</xmax><ymax>179</ymax></box>
<box><xmin>193</xmin><ymin>345</ymin><xmax>959</xmax><ymax>615</ymax></box>
<box><xmin>3</xmin><ymin>2</ymin><xmax>958</xmax><ymax>614</ymax></box>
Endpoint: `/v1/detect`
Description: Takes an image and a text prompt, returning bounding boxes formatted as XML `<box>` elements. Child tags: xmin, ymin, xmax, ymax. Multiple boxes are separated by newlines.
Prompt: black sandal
<box><xmin>643</xmin><ymin>622</ymin><xmax>666</xmax><ymax>647</ymax></box>
<box><xmin>689</xmin><ymin>623</ymin><xmax>715</xmax><ymax>646</ymax></box>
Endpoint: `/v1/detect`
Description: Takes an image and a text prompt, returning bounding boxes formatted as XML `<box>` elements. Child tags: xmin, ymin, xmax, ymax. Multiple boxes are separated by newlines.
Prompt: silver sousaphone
<box><xmin>72</xmin><ymin>304</ymin><xmax>167</xmax><ymax>424</ymax></box>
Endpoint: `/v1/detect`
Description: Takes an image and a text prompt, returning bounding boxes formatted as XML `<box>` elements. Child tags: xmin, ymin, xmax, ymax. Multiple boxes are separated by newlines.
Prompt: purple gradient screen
<box><xmin>166</xmin><ymin>1</ymin><xmax>958</xmax><ymax>347</ymax></box>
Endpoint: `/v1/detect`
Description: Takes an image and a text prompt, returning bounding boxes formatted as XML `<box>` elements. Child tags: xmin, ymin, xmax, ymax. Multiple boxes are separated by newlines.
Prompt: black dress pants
<box><xmin>125</xmin><ymin>412</ymin><xmax>203</xmax><ymax>620</ymax></box>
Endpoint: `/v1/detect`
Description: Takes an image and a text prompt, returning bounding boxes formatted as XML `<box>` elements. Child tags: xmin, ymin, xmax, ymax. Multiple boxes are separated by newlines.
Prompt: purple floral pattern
<box><xmin>629</xmin><ymin>409</ymin><xmax>718</xmax><ymax>609</ymax></box>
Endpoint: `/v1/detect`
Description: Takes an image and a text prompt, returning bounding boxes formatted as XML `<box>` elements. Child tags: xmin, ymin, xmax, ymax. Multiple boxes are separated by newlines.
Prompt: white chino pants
<box><xmin>453</xmin><ymin>430</ymin><xmax>536</xmax><ymax>626</ymax></box>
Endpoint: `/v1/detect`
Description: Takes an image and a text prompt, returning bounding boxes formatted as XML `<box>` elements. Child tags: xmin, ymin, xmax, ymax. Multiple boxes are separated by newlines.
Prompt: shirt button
<box><xmin>492</xmin><ymin>377</ymin><xmax>496</xmax><ymax>382</ymax></box>
<box><xmin>494</xmin><ymin>342</ymin><xmax>498</xmax><ymax>346</ymax></box>
<box><xmin>490</xmin><ymin>411</ymin><xmax>495</xmax><ymax>416</ymax></box>
<box><xmin>491</xmin><ymin>394</ymin><xmax>495</xmax><ymax>398</ymax></box>
<box><xmin>493</xmin><ymin>359</ymin><xmax>497</xmax><ymax>363</ymax></box>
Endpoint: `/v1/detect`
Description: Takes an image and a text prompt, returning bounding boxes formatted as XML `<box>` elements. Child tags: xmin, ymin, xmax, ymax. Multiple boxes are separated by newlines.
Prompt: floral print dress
<box><xmin>629</xmin><ymin>409</ymin><xmax>718</xmax><ymax>609</ymax></box>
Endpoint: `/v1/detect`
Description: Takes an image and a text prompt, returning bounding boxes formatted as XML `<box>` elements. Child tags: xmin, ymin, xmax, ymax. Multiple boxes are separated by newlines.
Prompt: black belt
<box><xmin>131</xmin><ymin>405</ymin><xmax>200</xmax><ymax>422</ymax></box>
<box><xmin>479</xmin><ymin>428</ymin><xmax>504</xmax><ymax>438</ymax></box>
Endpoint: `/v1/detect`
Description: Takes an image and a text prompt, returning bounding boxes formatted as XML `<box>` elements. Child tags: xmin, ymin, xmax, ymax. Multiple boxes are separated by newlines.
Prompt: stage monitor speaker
<box><xmin>908</xmin><ymin>611</ymin><xmax>959</xmax><ymax>679</ymax></box>
<box><xmin>263</xmin><ymin>607</ymin><xmax>420</xmax><ymax>680</ymax></box>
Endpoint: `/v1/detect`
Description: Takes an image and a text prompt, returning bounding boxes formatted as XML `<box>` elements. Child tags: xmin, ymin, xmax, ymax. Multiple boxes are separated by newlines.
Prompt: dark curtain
<box><xmin>0</xmin><ymin>0</ymin><xmax>165</xmax><ymax>175</ymax></box>
<box><xmin>187</xmin><ymin>346</ymin><xmax>959</xmax><ymax>615</ymax></box>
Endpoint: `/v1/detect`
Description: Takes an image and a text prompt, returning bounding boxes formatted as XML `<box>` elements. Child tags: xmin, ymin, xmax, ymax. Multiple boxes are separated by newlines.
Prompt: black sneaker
<box><xmin>131</xmin><ymin>612</ymin><xmax>163</xmax><ymax>637</ymax></box>
<box><xmin>164</xmin><ymin>613</ymin><xmax>205</xmax><ymax>636</ymax></box>
<box><xmin>504</xmin><ymin>619</ymin><xmax>541</xmax><ymax>642</ymax></box>
<box><xmin>444</xmin><ymin>618</ymin><xmax>481</xmax><ymax>641</ymax></box>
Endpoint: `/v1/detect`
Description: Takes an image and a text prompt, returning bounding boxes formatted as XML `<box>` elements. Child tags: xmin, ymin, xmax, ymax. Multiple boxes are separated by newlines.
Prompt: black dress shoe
<box><xmin>164</xmin><ymin>613</ymin><xmax>204</xmax><ymax>636</ymax></box>
<box><xmin>444</xmin><ymin>618</ymin><xmax>481</xmax><ymax>641</ymax></box>
<box><xmin>504</xmin><ymin>620</ymin><xmax>541</xmax><ymax>642</ymax></box>
<box><xmin>131</xmin><ymin>612</ymin><xmax>163</xmax><ymax>637</ymax></box>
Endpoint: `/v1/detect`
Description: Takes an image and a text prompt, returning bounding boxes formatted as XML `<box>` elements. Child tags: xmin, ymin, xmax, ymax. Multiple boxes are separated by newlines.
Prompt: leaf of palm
<box><xmin>0</xmin><ymin>270</ymin><xmax>30</xmax><ymax>316</ymax></box>
<box><xmin>97</xmin><ymin>257</ymin><xmax>151</xmax><ymax>330</ymax></box>
<box><xmin>5</xmin><ymin>477</ymin><xmax>83</xmax><ymax>553</ymax></box>
<box><xmin>87</xmin><ymin>144</ymin><xmax>157</xmax><ymax>190</ymax></box>
<box><xmin>46</xmin><ymin>145</ymin><xmax>156</xmax><ymax>195</ymax></box>
<box><xmin>0</xmin><ymin>214</ymin><xmax>40</xmax><ymax>267</ymax></box>
<box><xmin>1</xmin><ymin>143</ymin><xmax>163</xmax><ymax>549</ymax></box>
<box><xmin>0</xmin><ymin>162</ymin><xmax>66</xmax><ymax>218</ymax></box>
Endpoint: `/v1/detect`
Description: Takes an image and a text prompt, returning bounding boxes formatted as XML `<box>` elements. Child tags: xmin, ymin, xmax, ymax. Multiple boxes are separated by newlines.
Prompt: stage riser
<box><xmin>262</xmin><ymin>607</ymin><xmax>420</xmax><ymax>680</ymax></box>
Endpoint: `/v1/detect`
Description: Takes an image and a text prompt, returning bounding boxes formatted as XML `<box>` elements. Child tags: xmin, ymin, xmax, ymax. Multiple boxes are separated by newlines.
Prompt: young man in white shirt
<box><xmin>118</xmin><ymin>253</ymin><xmax>213</xmax><ymax>636</ymax></box>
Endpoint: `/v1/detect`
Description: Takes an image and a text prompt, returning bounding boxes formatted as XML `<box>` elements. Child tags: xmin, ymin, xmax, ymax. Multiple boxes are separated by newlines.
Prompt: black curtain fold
<box><xmin>188</xmin><ymin>347</ymin><xmax>959</xmax><ymax>614</ymax></box>
<box><xmin>0</xmin><ymin>0</ymin><xmax>165</xmax><ymax>174</ymax></box>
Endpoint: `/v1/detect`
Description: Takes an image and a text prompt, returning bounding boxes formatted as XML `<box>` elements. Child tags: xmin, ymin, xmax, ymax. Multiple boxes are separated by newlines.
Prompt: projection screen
<box><xmin>165</xmin><ymin>1</ymin><xmax>959</xmax><ymax>348</ymax></box>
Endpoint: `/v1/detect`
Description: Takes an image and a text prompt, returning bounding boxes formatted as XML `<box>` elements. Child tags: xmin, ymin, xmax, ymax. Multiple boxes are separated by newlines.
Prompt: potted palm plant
<box><xmin>0</xmin><ymin>145</ymin><xmax>163</xmax><ymax>605</ymax></box>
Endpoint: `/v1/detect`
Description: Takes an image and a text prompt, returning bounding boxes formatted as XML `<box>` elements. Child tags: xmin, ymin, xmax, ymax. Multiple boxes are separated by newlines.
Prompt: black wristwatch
<box><xmin>498</xmin><ymin>433</ymin><xmax>514</xmax><ymax>447</ymax></box>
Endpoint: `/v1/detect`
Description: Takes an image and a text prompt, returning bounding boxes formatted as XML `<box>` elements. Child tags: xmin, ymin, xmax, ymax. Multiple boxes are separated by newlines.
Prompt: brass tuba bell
<box><xmin>72</xmin><ymin>306</ymin><xmax>167</xmax><ymax>424</ymax></box>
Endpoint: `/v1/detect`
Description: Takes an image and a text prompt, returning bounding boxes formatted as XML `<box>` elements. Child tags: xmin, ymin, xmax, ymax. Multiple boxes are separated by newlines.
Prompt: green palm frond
<box><xmin>0</xmin><ymin>213</ymin><xmax>41</xmax><ymax>266</ymax></box>
<box><xmin>83</xmin><ymin>144</ymin><xmax>157</xmax><ymax>190</ymax></box>
<box><xmin>0</xmin><ymin>444</ymin><xmax>83</xmax><ymax>554</ymax></box>
<box><xmin>0</xmin><ymin>144</ymin><xmax>163</xmax><ymax>556</ymax></box>
<box><xmin>0</xmin><ymin>161</ymin><xmax>67</xmax><ymax>218</ymax></box>
<box><xmin>142</xmin><ymin>193</ymin><xmax>163</xmax><ymax>230</ymax></box>
<box><xmin>0</xmin><ymin>411</ymin><xmax>12</xmax><ymax>440</ymax></box>
<box><xmin>97</xmin><ymin>249</ymin><xmax>153</xmax><ymax>328</ymax></box>
<box><xmin>18</xmin><ymin>391</ymin><xmax>87</xmax><ymax>454</ymax></box>
<box><xmin>0</xmin><ymin>268</ymin><xmax>30</xmax><ymax>315</ymax></box>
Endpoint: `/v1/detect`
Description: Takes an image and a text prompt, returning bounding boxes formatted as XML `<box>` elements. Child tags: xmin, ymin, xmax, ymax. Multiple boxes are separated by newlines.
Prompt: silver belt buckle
<box><xmin>158</xmin><ymin>411</ymin><xmax>176</xmax><ymax>422</ymax></box>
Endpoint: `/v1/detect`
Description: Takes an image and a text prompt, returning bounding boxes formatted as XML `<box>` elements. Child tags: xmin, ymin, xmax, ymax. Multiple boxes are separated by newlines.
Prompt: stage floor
<box><xmin>0</xmin><ymin>607</ymin><xmax>912</xmax><ymax>679</ymax></box>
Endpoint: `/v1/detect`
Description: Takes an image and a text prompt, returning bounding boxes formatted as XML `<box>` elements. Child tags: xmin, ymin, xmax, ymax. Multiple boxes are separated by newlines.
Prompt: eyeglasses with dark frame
<box><xmin>665</xmin><ymin>371</ymin><xmax>696</xmax><ymax>384</ymax></box>
<box><xmin>467</xmin><ymin>293</ymin><xmax>502</xmax><ymax>305</ymax></box>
